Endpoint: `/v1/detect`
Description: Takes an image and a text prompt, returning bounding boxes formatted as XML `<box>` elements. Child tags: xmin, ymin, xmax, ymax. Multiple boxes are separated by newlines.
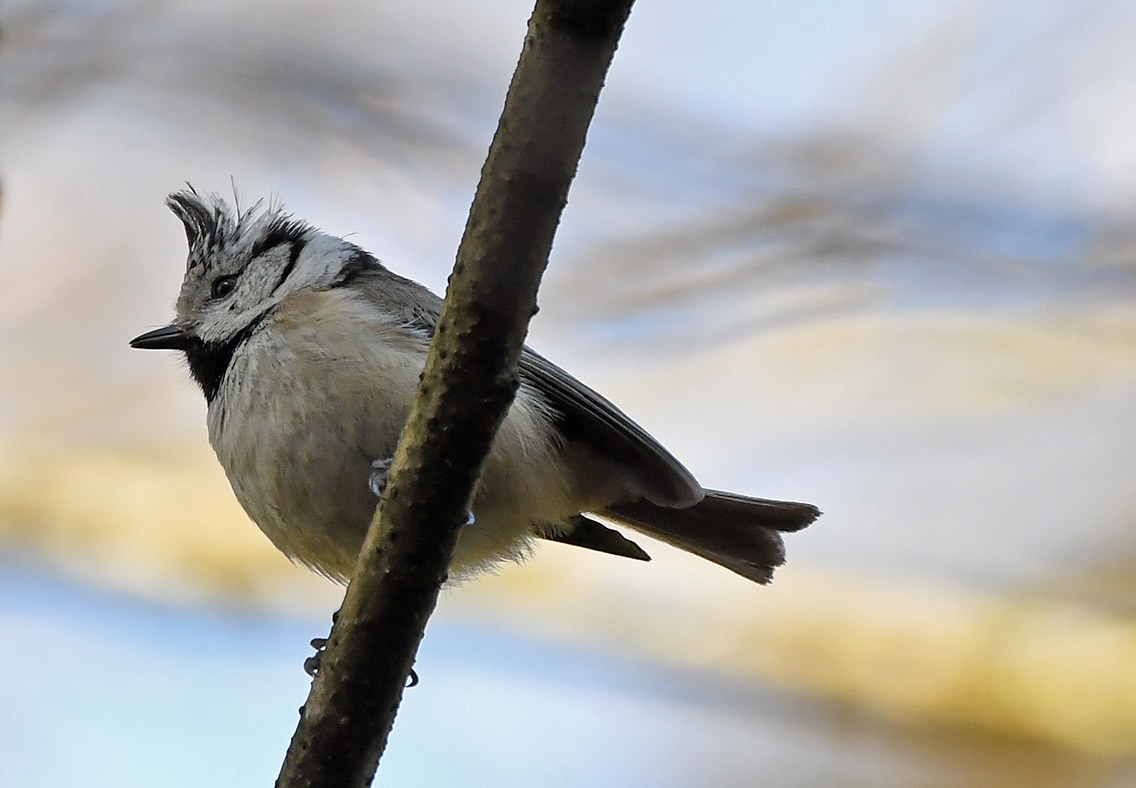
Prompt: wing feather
<box><xmin>346</xmin><ymin>262</ymin><xmax>702</xmax><ymax>507</ymax></box>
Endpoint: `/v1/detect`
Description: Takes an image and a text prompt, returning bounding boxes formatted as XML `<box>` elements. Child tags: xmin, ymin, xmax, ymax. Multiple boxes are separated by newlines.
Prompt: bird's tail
<box><xmin>601</xmin><ymin>490</ymin><xmax>820</xmax><ymax>584</ymax></box>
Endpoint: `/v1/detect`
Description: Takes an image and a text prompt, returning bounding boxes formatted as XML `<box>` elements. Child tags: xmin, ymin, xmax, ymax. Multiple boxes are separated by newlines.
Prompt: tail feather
<box><xmin>601</xmin><ymin>490</ymin><xmax>820</xmax><ymax>584</ymax></box>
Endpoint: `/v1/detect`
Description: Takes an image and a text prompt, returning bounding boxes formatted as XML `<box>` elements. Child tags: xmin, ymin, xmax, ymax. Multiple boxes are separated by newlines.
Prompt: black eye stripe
<box><xmin>270</xmin><ymin>238</ymin><xmax>305</xmax><ymax>295</ymax></box>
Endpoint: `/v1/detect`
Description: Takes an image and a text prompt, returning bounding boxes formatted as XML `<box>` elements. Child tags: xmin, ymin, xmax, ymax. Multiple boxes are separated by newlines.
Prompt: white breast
<box><xmin>205</xmin><ymin>287</ymin><xmax>578</xmax><ymax>582</ymax></box>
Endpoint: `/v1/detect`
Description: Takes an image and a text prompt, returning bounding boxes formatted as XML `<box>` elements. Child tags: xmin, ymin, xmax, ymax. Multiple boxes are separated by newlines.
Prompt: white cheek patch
<box><xmin>255</xmin><ymin>233</ymin><xmax>359</xmax><ymax>305</ymax></box>
<box><xmin>299</xmin><ymin>234</ymin><xmax>356</xmax><ymax>287</ymax></box>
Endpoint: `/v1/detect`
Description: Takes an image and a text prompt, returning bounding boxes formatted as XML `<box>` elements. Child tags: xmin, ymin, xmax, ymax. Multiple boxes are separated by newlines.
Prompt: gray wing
<box><xmin>343</xmin><ymin>257</ymin><xmax>447</xmax><ymax>332</ymax></box>
<box><xmin>347</xmin><ymin>261</ymin><xmax>703</xmax><ymax>508</ymax></box>
<box><xmin>516</xmin><ymin>348</ymin><xmax>702</xmax><ymax>507</ymax></box>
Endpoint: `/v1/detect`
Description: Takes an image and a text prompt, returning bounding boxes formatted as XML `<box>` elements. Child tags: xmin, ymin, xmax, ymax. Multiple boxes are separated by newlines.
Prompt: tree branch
<box><xmin>275</xmin><ymin>2</ymin><xmax>636</xmax><ymax>786</ymax></box>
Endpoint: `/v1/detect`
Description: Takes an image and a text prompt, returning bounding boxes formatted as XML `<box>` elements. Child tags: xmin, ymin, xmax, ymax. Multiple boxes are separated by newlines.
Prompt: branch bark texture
<box><xmin>276</xmin><ymin>2</ymin><xmax>636</xmax><ymax>786</ymax></box>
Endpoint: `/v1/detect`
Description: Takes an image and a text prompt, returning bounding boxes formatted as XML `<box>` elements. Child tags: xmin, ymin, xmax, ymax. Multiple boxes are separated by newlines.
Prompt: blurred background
<box><xmin>3</xmin><ymin>0</ymin><xmax>1136</xmax><ymax>785</ymax></box>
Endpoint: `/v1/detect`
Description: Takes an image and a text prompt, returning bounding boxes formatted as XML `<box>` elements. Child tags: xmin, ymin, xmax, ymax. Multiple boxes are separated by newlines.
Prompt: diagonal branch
<box><xmin>275</xmin><ymin>2</ymin><xmax>636</xmax><ymax>786</ymax></box>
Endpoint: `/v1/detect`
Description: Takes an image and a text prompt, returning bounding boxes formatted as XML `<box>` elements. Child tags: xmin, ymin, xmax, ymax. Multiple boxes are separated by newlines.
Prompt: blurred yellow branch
<box><xmin>3</xmin><ymin>446</ymin><xmax>1135</xmax><ymax>756</ymax></box>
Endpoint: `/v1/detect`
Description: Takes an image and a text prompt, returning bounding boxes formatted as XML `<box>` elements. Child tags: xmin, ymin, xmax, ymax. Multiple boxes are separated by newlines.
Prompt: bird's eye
<box><xmin>210</xmin><ymin>274</ymin><xmax>239</xmax><ymax>299</ymax></box>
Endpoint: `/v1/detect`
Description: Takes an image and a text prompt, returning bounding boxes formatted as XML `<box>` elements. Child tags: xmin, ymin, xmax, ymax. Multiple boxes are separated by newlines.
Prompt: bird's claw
<box><xmin>303</xmin><ymin>623</ymin><xmax>418</xmax><ymax>688</ymax></box>
<box><xmin>372</xmin><ymin>458</ymin><xmax>473</xmax><ymax>528</ymax></box>
<box><xmin>305</xmin><ymin>637</ymin><xmax>328</xmax><ymax>677</ymax></box>
<box><xmin>369</xmin><ymin>458</ymin><xmax>392</xmax><ymax>497</ymax></box>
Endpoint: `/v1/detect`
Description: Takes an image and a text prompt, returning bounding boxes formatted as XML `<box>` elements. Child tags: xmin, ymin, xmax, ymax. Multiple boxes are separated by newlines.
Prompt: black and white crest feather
<box><xmin>166</xmin><ymin>186</ymin><xmax>311</xmax><ymax>276</ymax></box>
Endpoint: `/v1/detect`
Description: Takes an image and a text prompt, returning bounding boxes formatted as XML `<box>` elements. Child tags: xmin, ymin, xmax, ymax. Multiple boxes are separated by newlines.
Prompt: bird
<box><xmin>131</xmin><ymin>188</ymin><xmax>819</xmax><ymax>586</ymax></box>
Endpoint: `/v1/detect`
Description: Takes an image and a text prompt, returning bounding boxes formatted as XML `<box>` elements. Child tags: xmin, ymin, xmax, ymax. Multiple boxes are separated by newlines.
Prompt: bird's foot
<box><xmin>304</xmin><ymin>608</ymin><xmax>339</xmax><ymax>676</ymax></box>
<box><xmin>304</xmin><ymin>637</ymin><xmax>327</xmax><ymax>677</ymax></box>
<box><xmin>303</xmin><ymin>609</ymin><xmax>418</xmax><ymax>687</ymax></box>
<box><xmin>369</xmin><ymin>458</ymin><xmax>392</xmax><ymax>497</ymax></box>
<box><xmin>372</xmin><ymin>457</ymin><xmax>473</xmax><ymax>527</ymax></box>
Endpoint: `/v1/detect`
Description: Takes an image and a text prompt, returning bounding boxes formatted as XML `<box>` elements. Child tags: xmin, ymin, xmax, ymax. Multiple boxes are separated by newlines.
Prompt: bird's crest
<box><xmin>166</xmin><ymin>185</ymin><xmax>309</xmax><ymax>275</ymax></box>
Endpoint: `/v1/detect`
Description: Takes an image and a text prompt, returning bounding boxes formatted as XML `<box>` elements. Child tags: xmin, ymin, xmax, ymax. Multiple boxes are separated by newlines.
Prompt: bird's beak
<box><xmin>130</xmin><ymin>324</ymin><xmax>193</xmax><ymax>350</ymax></box>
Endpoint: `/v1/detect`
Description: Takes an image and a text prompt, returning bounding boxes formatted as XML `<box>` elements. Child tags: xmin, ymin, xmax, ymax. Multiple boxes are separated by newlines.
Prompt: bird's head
<box><xmin>130</xmin><ymin>187</ymin><xmax>373</xmax><ymax>399</ymax></box>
